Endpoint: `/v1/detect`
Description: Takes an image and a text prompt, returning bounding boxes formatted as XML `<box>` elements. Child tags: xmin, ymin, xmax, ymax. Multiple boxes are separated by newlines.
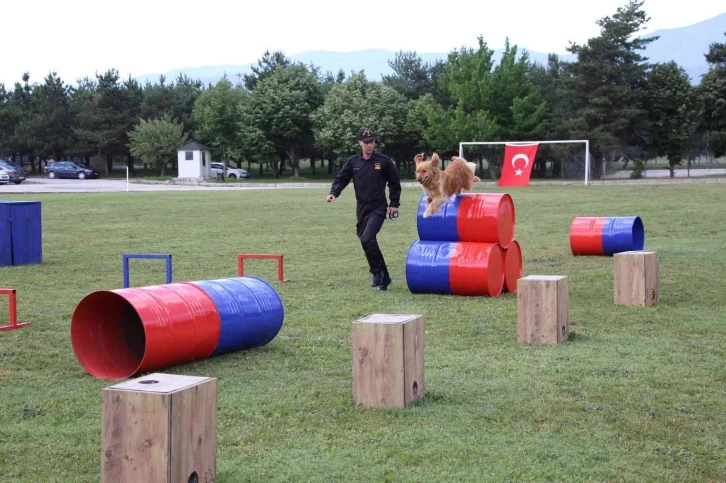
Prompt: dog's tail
<box><xmin>466</xmin><ymin>162</ymin><xmax>480</xmax><ymax>182</ymax></box>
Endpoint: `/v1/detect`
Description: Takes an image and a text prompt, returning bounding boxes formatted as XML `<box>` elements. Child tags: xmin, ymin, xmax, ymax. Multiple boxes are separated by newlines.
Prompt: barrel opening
<box><xmin>71</xmin><ymin>291</ymin><xmax>145</xmax><ymax>380</ymax></box>
<box><xmin>632</xmin><ymin>216</ymin><xmax>644</xmax><ymax>250</ymax></box>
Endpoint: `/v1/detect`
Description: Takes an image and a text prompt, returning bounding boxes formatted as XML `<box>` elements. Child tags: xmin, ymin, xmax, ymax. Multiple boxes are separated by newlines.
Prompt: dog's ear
<box><xmin>414</xmin><ymin>153</ymin><xmax>424</xmax><ymax>165</ymax></box>
<box><xmin>430</xmin><ymin>153</ymin><xmax>440</xmax><ymax>167</ymax></box>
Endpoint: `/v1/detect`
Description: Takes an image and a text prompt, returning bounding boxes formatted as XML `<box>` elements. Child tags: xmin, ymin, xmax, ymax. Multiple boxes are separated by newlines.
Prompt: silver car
<box><xmin>0</xmin><ymin>159</ymin><xmax>27</xmax><ymax>184</ymax></box>
<box><xmin>210</xmin><ymin>162</ymin><xmax>250</xmax><ymax>179</ymax></box>
<box><xmin>0</xmin><ymin>167</ymin><xmax>10</xmax><ymax>184</ymax></box>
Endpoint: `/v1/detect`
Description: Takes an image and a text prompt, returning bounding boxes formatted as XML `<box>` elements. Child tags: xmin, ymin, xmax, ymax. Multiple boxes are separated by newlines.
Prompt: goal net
<box><xmin>458</xmin><ymin>140</ymin><xmax>592</xmax><ymax>185</ymax></box>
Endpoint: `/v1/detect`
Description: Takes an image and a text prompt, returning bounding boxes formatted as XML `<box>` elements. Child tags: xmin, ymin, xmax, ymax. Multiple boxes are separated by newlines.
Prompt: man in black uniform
<box><xmin>326</xmin><ymin>128</ymin><xmax>401</xmax><ymax>290</ymax></box>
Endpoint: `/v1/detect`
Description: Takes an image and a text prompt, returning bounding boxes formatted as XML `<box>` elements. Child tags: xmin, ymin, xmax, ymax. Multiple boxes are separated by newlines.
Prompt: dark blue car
<box><xmin>46</xmin><ymin>161</ymin><xmax>99</xmax><ymax>179</ymax></box>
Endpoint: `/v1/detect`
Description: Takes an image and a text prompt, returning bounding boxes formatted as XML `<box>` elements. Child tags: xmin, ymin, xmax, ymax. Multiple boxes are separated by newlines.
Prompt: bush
<box><xmin>630</xmin><ymin>160</ymin><xmax>645</xmax><ymax>179</ymax></box>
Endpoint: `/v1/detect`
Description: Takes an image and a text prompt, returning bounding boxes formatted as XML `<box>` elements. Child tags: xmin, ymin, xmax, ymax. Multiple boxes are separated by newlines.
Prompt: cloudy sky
<box><xmin>1</xmin><ymin>0</ymin><xmax>724</xmax><ymax>87</ymax></box>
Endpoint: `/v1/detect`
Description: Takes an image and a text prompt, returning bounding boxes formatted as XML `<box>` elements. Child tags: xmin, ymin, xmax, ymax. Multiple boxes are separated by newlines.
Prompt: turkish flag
<box><xmin>498</xmin><ymin>143</ymin><xmax>539</xmax><ymax>187</ymax></box>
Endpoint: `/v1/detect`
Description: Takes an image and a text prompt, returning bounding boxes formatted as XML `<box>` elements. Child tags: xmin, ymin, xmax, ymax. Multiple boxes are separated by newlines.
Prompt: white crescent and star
<box><xmin>511</xmin><ymin>153</ymin><xmax>530</xmax><ymax>176</ymax></box>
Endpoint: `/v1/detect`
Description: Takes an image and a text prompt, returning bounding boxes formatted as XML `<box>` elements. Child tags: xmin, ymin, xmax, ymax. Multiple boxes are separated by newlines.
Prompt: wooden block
<box><xmin>101</xmin><ymin>373</ymin><xmax>217</xmax><ymax>483</ymax></box>
<box><xmin>352</xmin><ymin>314</ymin><xmax>425</xmax><ymax>408</ymax></box>
<box><xmin>517</xmin><ymin>275</ymin><xmax>570</xmax><ymax>344</ymax></box>
<box><xmin>613</xmin><ymin>251</ymin><xmax>660</xmax><ymax>307</ymax></box>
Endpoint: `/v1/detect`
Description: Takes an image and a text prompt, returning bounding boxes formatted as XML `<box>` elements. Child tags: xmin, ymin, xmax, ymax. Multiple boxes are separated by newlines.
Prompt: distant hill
<box><xmin>135</xmin><ymin>12</ymin><xmax>726</xmax><ymax>87</ymax></box>
<box><xmin>641</xmin><ymin>12</ymin><xmax>726</xmax><ymax>83</ymax></box>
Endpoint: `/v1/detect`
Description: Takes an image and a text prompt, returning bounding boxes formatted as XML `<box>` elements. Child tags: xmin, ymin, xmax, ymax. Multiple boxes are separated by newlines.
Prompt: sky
<box><xmin>2</xmin><ymin>0</ymin><xmax>724</xmax><ymax>88</ymax></box>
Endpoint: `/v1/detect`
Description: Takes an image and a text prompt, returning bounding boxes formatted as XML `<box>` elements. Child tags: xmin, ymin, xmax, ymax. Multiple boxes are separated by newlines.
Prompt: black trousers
<box><xmin>356</xmin><ymin>207</ymin><xmax>387</xmax><ymax>275</ymax></box>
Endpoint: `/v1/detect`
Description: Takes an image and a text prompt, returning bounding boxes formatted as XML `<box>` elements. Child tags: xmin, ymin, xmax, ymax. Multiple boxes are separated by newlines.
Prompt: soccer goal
<box><xmin>458</xmin><ymin>140</ymin><xmax>592</xmax><ymax>185</ymax></box>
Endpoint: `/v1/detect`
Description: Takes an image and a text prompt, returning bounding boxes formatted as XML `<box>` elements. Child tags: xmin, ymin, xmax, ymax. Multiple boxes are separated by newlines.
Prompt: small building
<box><xmin>177</xmin><ymin>142</ymin><xmax>212</xmax><ymax>180</ymax></box>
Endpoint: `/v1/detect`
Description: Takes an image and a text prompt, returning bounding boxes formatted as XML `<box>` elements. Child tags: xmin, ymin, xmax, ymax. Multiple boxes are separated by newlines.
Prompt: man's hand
<box><xmin>388</xmin><ymin>207</ymin><xmax>399</xmax><ymax>219</ymax></box>
<box><xmin>326</xmin><ymin>194</ymin><xmax>336</xmax><ymax>202</ymax></box>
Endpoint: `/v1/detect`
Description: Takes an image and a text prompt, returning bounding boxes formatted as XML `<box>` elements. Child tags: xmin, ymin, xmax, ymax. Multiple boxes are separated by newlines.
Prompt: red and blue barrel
<box><xmin>190</xmin><ymin>277</ymin><xmax>284</xmax><ymax>356</ymax></box>
<box><xmin>416</xmin><ymin>193</ymin><xmax>515</xmax><ymax>248</ymax></box>
<box><xmin>406</xmin><ymin>240</ymin><xmax>504</xmax><ymax>297</ymax></box>
<box><xmin>570</xmin><ymin>216</ymin><xmax>645</xmax><ymax>256</ymax></box>
<box><xmin>70</xmin><ymin>276</ymin><xmax>284</xmax><ymax>380</ymax></box>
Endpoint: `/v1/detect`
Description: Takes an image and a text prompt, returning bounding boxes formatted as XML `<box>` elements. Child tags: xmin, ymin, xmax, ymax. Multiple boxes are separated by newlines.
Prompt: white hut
<box><xmin>177</xmin><ymin>142</ymin><xmax>212</xmax><ymax>180</ymax></box>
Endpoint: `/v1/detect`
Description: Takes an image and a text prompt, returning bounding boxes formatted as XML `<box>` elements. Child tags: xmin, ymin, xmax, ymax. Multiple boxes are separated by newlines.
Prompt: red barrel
<box><xmin>457</xmin><ymin>193</ymin><xmax>515</xmax><ymax>249</ymax></box>
<box><xmin>570</xmin><ymin>217</ymin><xmax>607</xmax><ymax>256</ymax></box>
<box><xmin>71</xmin><ymin>283</ymin><xmax>221</xmax><ymax>380</ymax></box>
<box><xmin>449</xmin><ymin>242</ymin><xmax>504</xmax><ymax>297</ymax></box>
<box><xmin>502</xmin><ymin>240</ymin><xmax>522</xmax><ymax>293</ymax></box>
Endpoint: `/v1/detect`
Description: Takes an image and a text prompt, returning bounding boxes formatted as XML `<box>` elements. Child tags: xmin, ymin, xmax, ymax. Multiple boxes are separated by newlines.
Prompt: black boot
<box><xmin>370</xmin><ymin>272</ymin><xmax>383</xmax><ymax>288</ymax></box>
<box><xmin>378</xmin><ymin>272</ymin><xmax>392</xmax><ymax>291</ymax></box>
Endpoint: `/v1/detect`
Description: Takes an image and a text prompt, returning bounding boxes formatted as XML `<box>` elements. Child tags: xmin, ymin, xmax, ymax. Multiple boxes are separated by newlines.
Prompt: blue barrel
<box><xmin>415</xmin><ymin>195</ymin><xmax>462</xmax><ymax>242</ymax></box>
<box><xmin>191</xmin><ymin>276</ymin><xmax>284</xmax><ymax>356</ymax></box>
<box><xmin>602</xmin><ymin>216</ymin><xmax>644</xmax><ymax>255</ymax></box>
<box><xmin>405</xmin><ymin>241</ymin><xmax>454</xmax><ymax>294</ymax></box>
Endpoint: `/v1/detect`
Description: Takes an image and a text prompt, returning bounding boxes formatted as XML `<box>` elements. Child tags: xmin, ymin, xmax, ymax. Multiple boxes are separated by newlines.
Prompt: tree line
<box><xmin>1</xmin><ymin>0</ymin><xmax>725</xmax><ymax>179</ymax></box>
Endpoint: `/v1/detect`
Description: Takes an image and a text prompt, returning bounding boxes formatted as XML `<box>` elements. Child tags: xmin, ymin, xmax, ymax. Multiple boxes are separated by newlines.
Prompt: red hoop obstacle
<box><xmin>237</xmin><ymin>254</ymin><xmax>289</xmax><ymax>282</ymax></box>
<box><xmin>0</xmin><ymin>288</ymin><xmax>30</xmax><ymax>332</ymax></box>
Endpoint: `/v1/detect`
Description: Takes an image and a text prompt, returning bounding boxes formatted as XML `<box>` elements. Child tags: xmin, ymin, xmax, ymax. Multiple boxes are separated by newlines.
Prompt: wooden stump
<box><xmin>517</xmin><ymin>275</ymin><xmax>570</xmax><ymax>344</ymax></box>
<box><xmin>352</xmin><ymin>314</ymin><xmax>425</xmax><ymax>407</ymax></box>
<box><xmin>614</xmin><ymin>251</ymin><xmax>660</xmax><ymax>307</ymax></box>
<box><xmin>101</xmin><ymin>373</ymin><xmax>217</xmax><ymax>483</ymax></box>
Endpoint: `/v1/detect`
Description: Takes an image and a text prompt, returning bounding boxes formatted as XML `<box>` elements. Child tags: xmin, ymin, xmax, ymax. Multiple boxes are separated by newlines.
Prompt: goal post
<box><xmin>459</xmin><ymin>140</ymin><xmax>591</xmax><ymax>185</ymax></box>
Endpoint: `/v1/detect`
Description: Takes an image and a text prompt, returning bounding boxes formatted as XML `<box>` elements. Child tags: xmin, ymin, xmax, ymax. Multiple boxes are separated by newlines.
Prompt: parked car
<box><xmin>0</xmin><ymin>167</ymin><xmax>10</xmax><ymax>184</ymax></box>
<box><xmin>0</xmin><ymin>159</ymin><xmax>27</xmax><ymax>184</ymax></box>
<box><xmin>210</xmin><ymin>162</ymin><xmax>250</xmax><ymax>179</ymax></box>
<box><xmin>45</xmin><ymin>161</ymin><xmax>99</xmax><ymax>179</ymax></box>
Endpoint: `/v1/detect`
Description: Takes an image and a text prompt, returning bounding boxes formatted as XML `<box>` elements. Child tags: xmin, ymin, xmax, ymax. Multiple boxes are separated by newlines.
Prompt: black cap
<box><xmin>358</xmin><ymin>128</ymin><xmax>376</xmax><ymax>142</ymax></box>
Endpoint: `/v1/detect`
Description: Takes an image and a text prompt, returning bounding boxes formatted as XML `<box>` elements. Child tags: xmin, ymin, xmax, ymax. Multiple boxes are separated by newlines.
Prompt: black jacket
<box><xmin>329</xmin><ymin>152</ymin><xmax>401</xmax><ymax>210</ymax></box>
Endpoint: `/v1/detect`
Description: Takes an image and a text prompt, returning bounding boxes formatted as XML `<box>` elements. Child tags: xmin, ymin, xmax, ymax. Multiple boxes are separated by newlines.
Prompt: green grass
<box><xmin>1</xmin><ymin>184</ymin><xmax>725</xmax><ymax>482</ymax></box>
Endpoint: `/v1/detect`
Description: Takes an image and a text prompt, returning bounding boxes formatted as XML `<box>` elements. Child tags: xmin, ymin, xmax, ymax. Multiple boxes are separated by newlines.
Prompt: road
<box><xmin>603</xmin><ymin>168</ymin><xmax>726</xmax><ymax>179</ymax></box>
<box><xmin>3</xmin><ymin>171</ymin><xmax>725</xmax><ymax>194</ymax></box>
<box><xmin>0</xmin><ymin>178</ymin><xmax>325</xmax><ymax>194</ymax></box>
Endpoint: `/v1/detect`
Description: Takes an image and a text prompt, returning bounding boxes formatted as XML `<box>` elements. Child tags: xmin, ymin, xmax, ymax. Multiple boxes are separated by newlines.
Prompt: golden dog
<box><xmin>414</xmin><ymin>153</ymin><xmax>480</xmax><ymax>218</ymax></box>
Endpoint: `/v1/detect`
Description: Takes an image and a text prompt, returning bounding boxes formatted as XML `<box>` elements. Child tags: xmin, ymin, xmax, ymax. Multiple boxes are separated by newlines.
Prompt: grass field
<box><xmin>1</xmin><ymin>183</ymin><xmax>725</xmax><ymax>482</ymax></box>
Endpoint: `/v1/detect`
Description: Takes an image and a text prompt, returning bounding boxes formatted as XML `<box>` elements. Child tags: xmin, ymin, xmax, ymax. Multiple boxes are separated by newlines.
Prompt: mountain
<box><xmin>135</xmin><ymin>13</ymin><xmax>726</xmax><ymax>87</ymax></box>
<box><xmin>641</xmin><ymin>12</ymin><xmax>726</xmax><ymax>83</ymax></box>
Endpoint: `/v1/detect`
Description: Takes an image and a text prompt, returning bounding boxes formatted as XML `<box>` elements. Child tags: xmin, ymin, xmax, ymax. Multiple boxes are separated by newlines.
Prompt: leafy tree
<box><xmin>0</xmin><ymin>84</ymin><xmax>12</xmax><ymax>156</ymax></box>
<box><xmin>697</xmin><ymin>33</ymin><xmax>726</xmax><ymax>156</ymax></box>
<box><xmin>530</xmin><ymin>54</ymin><xmax>576</xmax><ymax>141</ymax></box>
<box><xmin>7</xmin><ymin>73</ymin><xmax>35</xmax><ymax>162</ymax></box>
<box><xmin>141</xmin><ymin>76</ymin><xmax>175</xmax><ymax>124</ymax></box>
<box><xmin>312</xmin><ymin>72</ymin><xmax>407</xmax><ymax>168</ymax></box>
<box><xmin>192</xmin><ymin>78</ymin><xmax>247</xmax><ymax>166</ymax></box>
<box><xmin>563</xmin><ymin>0</ymin><xmax>657</xmax><ymax>178</ymax></box>
<box><xmin>72</xmin><ymin>70</ymin><xmax>140</xmax><ymax>175</ymax></box>
<box><xmin>128</xmin><ymin>115</ymin><xmax>188</xmax><ymax>176</ymax></box>
<box><xmin>141</xmin><ymin>73</ymin><xmax>202</xmax><ymax>137</ymax></box>
<box><xmin>321</xmin><ymin>69</ymin><xmax>347</xmax><ymax>96</ymax></box>
<box><xmin>436</xmin><ymin>36</ymin><xmax>499</xmax><ymax>154</ymax></box>
<box><xmin>489</xmin><ymin>40</ymin><xmax>546</xmax><ymax>141</ymax></box>
<box><xmin>243</xmin><ymin>50</ymin><xmax>292</xmax><ymax>91</ymax></box>
<box><xmin>704</xmin><ymin>32</ymin><xmax>726</xmax><ymax>67</ymax></box>
<box><xmin>245</xmin><ymin>63</ymin><xmax>324</xmax><ymax>177</ymax></box>
<box><xmin>68</xmin><ymin>76</ymin><xmax>100</xmax><ymax>164</ymax></box>
<box><xmin>382</xmin><ymin>51</ymin><xmax>436</xmax><ymax>100</ymax></box>
<box><xmin>170</xmin><ymin>74</ymin><xmax>204</xmax><ymax>134</ymax></box>
<box><xmin>424</xmin><ymin>36</ymin><xmax>545</xmax><ymax>177</ymax></box>
<box><xmin>32</xmin><ymin>72</ymin><xmax>73</xmax><ymax>162</ymax></box>
<box><xmin>412</xmin><ymin>94</ymin><xmax>459</xmax><ymax>155</ymax></box>
<box><xmin>643</xmin><ymin>62</ymin><xmax>695</xmax><ymax>176</ymax></box>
